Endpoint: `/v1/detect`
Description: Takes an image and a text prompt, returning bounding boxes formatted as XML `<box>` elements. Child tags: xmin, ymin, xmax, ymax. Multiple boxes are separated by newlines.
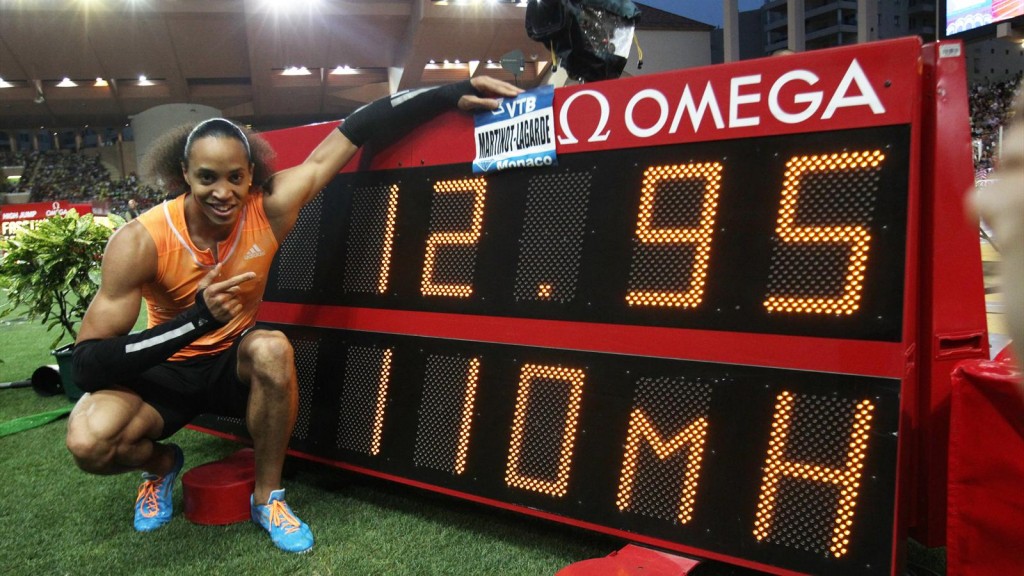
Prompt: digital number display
<box><xmin>198</xmin><ymin>328</ymin><xmax>899</xmax><ymax>575</ymax></box>
<box><xmin>191</xmin><ymin>39</ymin><xmax>931</xmax><ymax>576</ymax></box>
<box><xmin>266</xmin><ymin>126</ymin><xmax>909</xmax><ymax>343</ymax></box>
<box><xmin>200</xmin><ymin>124</ymin><xmax>913</xmax><ymax>576</ymax></box>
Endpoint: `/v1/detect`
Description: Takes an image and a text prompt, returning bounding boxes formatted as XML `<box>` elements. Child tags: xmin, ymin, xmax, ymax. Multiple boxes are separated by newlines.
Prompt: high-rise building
<box><xmin>761</xmin><ymin>0</ymin><xmax>936</xmax><ymax>54</ymax></box>
<box><xmin>711</xmin><ymin>0</ymin><xmax>1021</xmax><ymax>83</ymax></box>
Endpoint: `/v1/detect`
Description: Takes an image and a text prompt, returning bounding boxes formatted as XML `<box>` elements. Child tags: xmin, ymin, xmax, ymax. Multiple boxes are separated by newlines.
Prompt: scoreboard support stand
<box><xmin>555</xmin><ymin>544</ymin><xmax>703</xmax><ymax>576</ymax></box>
<box><xmin>946</xmin><ymin>358</ymin><xmax>1024</xmax><ymax>575</ymax></box>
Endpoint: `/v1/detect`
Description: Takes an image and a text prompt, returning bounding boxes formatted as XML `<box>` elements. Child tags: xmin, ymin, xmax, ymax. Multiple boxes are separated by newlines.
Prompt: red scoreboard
<box><xmin>192</xmin><ymin>38</ymin><xmax>989</xmax><ymax>575</ymax></box>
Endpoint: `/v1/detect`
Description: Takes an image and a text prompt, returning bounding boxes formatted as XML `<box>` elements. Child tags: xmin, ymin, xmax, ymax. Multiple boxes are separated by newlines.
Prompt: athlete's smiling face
<box><xmin>182</xmin><ymin>135</ymin><xmax>254</xmax><ymax>229</ymax></box>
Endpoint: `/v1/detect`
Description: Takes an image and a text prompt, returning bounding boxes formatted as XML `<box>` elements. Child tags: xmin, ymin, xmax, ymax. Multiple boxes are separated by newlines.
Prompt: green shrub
<box><xmin>0</xmin><ymin>210</ymin><xmax>123</xmax><ymax>348</ymax></box>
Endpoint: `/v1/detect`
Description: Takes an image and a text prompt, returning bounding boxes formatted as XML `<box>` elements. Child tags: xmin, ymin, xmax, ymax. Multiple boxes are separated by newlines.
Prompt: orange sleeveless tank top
<box><xmin>136</xmin><ymin>192</ymin><xmax>278</xmax><ymax>361</ymax></box>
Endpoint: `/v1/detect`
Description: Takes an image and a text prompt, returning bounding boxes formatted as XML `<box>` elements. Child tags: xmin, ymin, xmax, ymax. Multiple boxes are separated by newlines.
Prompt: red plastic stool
<box><xmin>182</xmin><ymin>448</ymin><xmax>256</xmax><ymax>525</ymax></box>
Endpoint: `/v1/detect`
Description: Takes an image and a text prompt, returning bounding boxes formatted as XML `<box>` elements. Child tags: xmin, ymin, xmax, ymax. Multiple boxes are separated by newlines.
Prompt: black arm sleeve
<box><xmin>338</xmin><ymin>80</ymin><xmax>481</xmax><ymax>148</ymax></box>
<box><xmin>71</xmin><ymin>290</ymin><xmax>225</xmax><ymax>392</ymax></box>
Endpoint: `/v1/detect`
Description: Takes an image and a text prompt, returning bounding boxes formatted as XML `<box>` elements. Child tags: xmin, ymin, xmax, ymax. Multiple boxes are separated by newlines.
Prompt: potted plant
<box><xmin>0</xmin><ymin>210</ymin><xmax>123</xmax><ymax>399</ymax></box>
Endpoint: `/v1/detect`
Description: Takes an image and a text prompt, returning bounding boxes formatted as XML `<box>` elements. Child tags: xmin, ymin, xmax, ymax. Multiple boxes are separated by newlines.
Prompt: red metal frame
<box><xmin>186</xmin><ymin>37</ymin><xmax>989</xmax><ymax>574</ymax></box>
<box><xmin>258</xmin><ymin>302</ymin><xmax>907</xmax><ymax>378</ymax></box>
<box><xmin>911</xmin><ymin>41</ymin><xmax>990</xmax><ymax>546</ymax></box>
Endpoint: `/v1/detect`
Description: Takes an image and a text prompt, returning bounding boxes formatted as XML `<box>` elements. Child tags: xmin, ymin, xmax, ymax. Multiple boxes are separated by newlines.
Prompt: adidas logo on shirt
<box><xmin>244</xmin><ymin>243</ymin><xmax>266</xmax><ymax>260</ymax></box>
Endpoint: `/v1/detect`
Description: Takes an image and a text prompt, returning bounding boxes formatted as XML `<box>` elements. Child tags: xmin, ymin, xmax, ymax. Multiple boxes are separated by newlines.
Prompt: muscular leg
<box><xmin>236</xmin><ymin>329</ymin><xmax>298</xmax><ymax>504</ymax></box>
<box><xmin>66</xmin><ymin>389</ymin><xmax>176</xmax><ymax>476</ymax></box>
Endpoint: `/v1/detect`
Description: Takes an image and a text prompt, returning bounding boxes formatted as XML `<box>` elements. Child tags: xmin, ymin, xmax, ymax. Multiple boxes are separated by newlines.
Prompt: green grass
<box><xmin>0</xmin><ymin>393</ymin><xmax>612</xmax><ymax>575</ymax></box>
<box><xmin>0</xmin><ymin>293</ymin><xmax>146</xmax><ymax>383</ymax></box>
<box><xmin>0</xmin><ymin>301</ymin><xmax>946</xmax><ymax>575</ymax></box>
<box><xmin>0</xmin><ymin>300</ymin><xmax>618</xmax><ymax>576</ymax></box>
<box><xmin>0</xmin><ymin>316</ymin><xmax>63</xmax><ymax>382</ymax></box>
<box><xmin>0</xmin><ymin>318</ymin><xmax>615</xmax><ymax>575</ymax></box>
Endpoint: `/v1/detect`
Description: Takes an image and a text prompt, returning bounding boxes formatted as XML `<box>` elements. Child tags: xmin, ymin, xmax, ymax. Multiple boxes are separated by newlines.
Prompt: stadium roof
<box><xmin>0</xmin><ymin>0</ymin><xmax>710</xmax><ymax>132</ymax></box>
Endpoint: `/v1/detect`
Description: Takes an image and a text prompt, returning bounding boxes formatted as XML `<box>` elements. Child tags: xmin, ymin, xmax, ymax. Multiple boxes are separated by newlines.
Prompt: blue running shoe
<box><xmin>251</xmin><ymin>489</ymin><xmax>314</xmax><ymax>553</ymax></box>
<box><xmin>133</xmin><ymin>444</ymin><xmax>184</xmax><ymax>532</ymax></box>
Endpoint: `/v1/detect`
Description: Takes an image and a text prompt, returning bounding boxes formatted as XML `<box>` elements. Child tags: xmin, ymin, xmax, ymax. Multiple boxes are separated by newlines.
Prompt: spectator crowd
<box><xmin>969</xmin><ymin>73</ymin><xmax>1023</xmax><ymax>179</ymax></box>
<box><xmin>0</xmin><ymin>149</ymin><xmax>163</xmax><ymax>218</ymax></box>
<box><xmin>1</xmin><ymin>76</ymin><xmax>1021</xmax><ymax>214</ymax></box>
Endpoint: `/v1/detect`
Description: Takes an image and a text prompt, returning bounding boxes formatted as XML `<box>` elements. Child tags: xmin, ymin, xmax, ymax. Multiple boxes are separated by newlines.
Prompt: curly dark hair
<box><xmin>140</xmin><ymin>118</ymin><xmax>276</xmax><ymax>197</ymax></box>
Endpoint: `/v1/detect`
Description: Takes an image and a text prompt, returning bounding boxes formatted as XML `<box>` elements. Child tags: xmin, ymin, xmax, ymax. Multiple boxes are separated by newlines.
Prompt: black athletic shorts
<box><xmin>133</xmin><ymin>328</ymin><xmax>260</xmax><ymax>439</ymax></box>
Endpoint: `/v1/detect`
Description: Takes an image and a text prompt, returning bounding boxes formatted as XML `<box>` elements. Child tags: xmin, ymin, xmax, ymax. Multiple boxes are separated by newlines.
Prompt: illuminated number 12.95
<box><xmin>343</xmin><ymin>149</ymin><xmax>887</xmax><ymax>321</ymax></box>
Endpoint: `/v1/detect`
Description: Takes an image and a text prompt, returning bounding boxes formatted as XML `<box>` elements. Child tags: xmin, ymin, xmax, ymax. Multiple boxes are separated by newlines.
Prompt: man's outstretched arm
<box><xmin>262</xmin><ymin>76</ymin><xmax>523</xmax><ymax>238</ymax></box>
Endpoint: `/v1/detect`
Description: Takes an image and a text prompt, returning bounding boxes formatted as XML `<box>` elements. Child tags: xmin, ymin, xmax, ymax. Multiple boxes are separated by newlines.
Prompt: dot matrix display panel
<box><xmin>191</xmin><ymin>37</ymin><xmax>945</xmax><ymax>574</ymax></box>
<box><xmin>219</xmin><ymin>124</ymin><xmax>915</xmax><ymax>575</ymax></box>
